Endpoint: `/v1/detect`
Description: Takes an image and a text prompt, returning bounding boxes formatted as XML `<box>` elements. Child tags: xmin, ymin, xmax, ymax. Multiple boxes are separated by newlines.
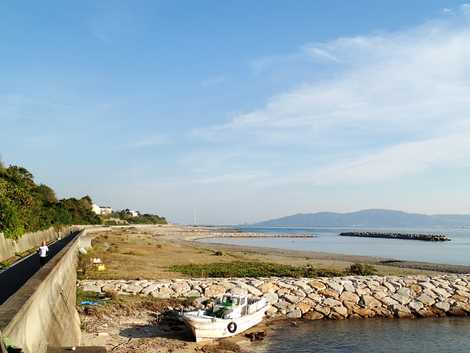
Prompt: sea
<box><xmin>250</xmin><ymin>318</ymin><xmax>470</xmax><ymax>353</ymax></box>
<box><xmin>202</xmin><ymin>226</ymin><xmax>470</xmax><ymax>266</ymax></box>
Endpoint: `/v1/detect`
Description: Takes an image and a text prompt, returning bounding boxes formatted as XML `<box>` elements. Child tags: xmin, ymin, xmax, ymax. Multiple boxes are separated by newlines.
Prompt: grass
<box><xmin>169</xmin><ymin>261</ymin><xmax>345</xmax><ymax>278</ymax></box>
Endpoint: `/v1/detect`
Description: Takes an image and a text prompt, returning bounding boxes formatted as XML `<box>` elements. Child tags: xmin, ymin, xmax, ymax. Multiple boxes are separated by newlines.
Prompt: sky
<box><xmin>2</xmin><ymin>1</ymin><xmax>470</xmax><ymax>225</ymax></box>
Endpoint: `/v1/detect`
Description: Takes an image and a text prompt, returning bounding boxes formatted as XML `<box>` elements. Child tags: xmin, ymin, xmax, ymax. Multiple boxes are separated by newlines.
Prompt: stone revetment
<box><xmin>78</xmin><ymin>274</ymin><xmax>470</xmax><ymax>320</ymax></box>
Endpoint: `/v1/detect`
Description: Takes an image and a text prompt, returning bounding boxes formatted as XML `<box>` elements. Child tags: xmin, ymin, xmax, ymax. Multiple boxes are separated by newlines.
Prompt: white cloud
<box><xmin>193</xmin><ymin>5</ymin><xmax>470</xmax><ymax>186</ymax></box>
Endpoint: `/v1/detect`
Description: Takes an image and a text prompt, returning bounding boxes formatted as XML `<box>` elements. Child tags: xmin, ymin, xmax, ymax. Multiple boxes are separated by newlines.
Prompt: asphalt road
<box><xmin>0</xmin><ymin>231</ymin><xmax>80</xmax><ymax>305</ymax></box>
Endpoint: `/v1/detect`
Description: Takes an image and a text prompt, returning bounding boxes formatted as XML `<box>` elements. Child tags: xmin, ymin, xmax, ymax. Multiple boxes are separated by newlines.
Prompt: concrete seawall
<box><xmin>0</xmin><ymin>226</ymin><xmax>81</xmax><ymax>263</ymax></box>
<box><xmin>0</xmin><ymin>230</ymin><xmax>84</xmax><ymax>353</ymax></box>
<box><xmin>79</xmin><ymin>274</ymin><xmax>470</xmax><ymax>320</ymax></box>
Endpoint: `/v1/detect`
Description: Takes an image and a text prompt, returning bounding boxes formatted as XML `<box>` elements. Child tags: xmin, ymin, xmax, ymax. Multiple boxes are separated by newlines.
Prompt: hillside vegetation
<box><xmin>0</xmin><ymin>161</ymin><xmax>100</xmax><ymax>239</ymax></box>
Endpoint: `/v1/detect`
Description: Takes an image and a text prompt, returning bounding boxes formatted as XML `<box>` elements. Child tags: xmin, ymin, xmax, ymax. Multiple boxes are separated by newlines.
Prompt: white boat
<box><xmin>182</xmin><ymin>294</ymin><xmax>269</xmax><ymax>342</ymax></box>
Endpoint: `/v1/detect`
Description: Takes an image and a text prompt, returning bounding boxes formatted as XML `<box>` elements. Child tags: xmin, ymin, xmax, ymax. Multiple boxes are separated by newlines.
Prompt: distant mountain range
<box><xmin>254</xmin><ymin>209</ymin><xmax>470</xmax><ymax>228</ymax></box>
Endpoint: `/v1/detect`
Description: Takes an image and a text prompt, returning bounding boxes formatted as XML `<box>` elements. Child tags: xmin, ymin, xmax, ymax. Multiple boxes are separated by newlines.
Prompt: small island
<box><xmin>339</xmin><ymin>231</ymin><xmax>450</xmax><ymax>241</ymax></box>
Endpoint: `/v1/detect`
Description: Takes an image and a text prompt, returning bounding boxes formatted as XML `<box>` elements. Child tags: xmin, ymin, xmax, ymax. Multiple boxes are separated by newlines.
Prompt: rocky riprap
<box><xmin>78</xmin><ymin>275</ymin><xmax>470</xmax><ymax>320</ymax></box>
<box><xmin>339</xmin><ymin>232</ymin><xmax>450</xmax><ymax>241</ymax></box>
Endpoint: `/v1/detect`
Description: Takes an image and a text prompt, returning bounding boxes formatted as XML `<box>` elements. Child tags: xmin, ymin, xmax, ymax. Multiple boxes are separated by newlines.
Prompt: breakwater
<box><xmin>340</xmin><ymin>232</ymin><xmax>450</xmax><ymax>241</ymax></box>
<box><xmin>79</xmin><ymin>274</ymin><xmax>470</xmax><ymax>320</ymax></box>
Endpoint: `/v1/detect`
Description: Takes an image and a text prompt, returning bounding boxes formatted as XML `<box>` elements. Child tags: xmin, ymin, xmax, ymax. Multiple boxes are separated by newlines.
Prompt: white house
<box><xmin>100</xmin><ymin>206</ymin><xmax>113</xmax><ymax>215</ymax></box>
<box><xmin>92</xmin><ymin>204</ymin><xmax>113</xmax><ymax>215</ymax></box>
<box><xmin>92</xmin><ymin>204</ymin><xmax>101</xmax><ymax>215</ymax></box>
<box><xmin>129</xmin><ymin>210</ymin><xmax>140</xmax><ymax>217</ymax></box>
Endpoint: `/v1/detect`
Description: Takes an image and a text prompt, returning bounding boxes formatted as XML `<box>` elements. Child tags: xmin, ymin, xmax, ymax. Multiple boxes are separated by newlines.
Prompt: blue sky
<box><xmin>2</xmin><ymin>1</ymin><xmax>470</xmax><ymax>224</ymax></box>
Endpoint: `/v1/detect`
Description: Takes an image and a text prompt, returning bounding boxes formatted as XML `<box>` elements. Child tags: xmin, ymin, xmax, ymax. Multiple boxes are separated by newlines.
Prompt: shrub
<box><xmin>347</xmin><ymin>263</ymin><xmax>377</xmax><ymax>276</ymax></box>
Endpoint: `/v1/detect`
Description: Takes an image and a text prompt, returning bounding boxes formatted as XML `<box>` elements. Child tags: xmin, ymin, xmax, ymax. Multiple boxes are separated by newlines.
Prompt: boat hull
<box><xmin>183</xmin><ymin>305</ymin><xmax>268</xmax><ymax>342</ymax></box>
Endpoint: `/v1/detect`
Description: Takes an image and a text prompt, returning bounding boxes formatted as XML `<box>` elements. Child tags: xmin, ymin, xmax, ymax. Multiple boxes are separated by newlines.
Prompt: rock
<box><xmin>315</xmin><ymin>304</ymin><xmax>331</xmax><ymax>316</ymax></box>
<box><xmin>309</xmin><ymin>280</ymin><xmax>326</xmax><ymax>291</ymax></box>
<box><xmin>451</xmin><ymin>294</ymin><xmax>469</xmax><ymax>303</ymax></box>
<box><xmin>204</xmin><ymin>285</ymin><xmax>226</xmax><ymax>298</ymax></box>
<box><xmin>229</xmin><ymin>287</ymin><xmax>248</xmax><ymax>296</ymax></box>
<box><xmin>356</xmin><ymin>287</ymin><xmax>371</xmax><ymax>296</ymax></box>
<box><xmin>393</xmin><ymin>304</ymin><xmax>413</xmax><ymax>318</ymax></box>
<box><xmin>380</xmin><ymin>296</ymin><xmax>399</xmax><ymax>307</ymax></box>
<box><xmin>245</xmin><ymin>285</ymin><xmax>263</xmax><ymax>297</ymax></box>
<box><xmin>287</xmin><ymin>308</ymin><xmax>302</xmax><ymax>319</ymax></box>
<box><xmin>264</xmin><ymin>292</ymin><xmax>279</xmax><ymax>305</ymax></box>
<box><xmin>294</xmin><ymin>280</ymin><xmax>313</xmax><ymax>294</ymax></box>
<box><xmin>283</xmin><ymin>294</ymin><xmax>303</xmax><ymax>304</ymax></box>
<box><xmin>250</xmin><ymin>279</ymin><xmax>264</xmax><ymax>288</ymax></box>
<box><xmin>408</xmin><ymin>300</ymin><xmax>424</xmax><ymax>312</ymax></box>
<box><xmin>141</xmin><ymin>284</ymin><xmax>160</xmax><ymax>296</ymax></box>
<box><xmin>432</xmin><ymin>287</ymin><xmax>451</xmax><ymax>298</ymax></box>
<box><xmin>82</xmin><ymin>284</ymin><xmax>102</xmax><ymax>293</ymax></box>
<box><xmin>274</xmin><ymin>300</ymin><xmax>290</xmax><ymax>310</ymax></box>
<box><xmin>327</xmin><ymin>281</ymin><xmax>344</xmax><ymax>294</ymax></box>
<box><xmin>277</xmin><ymin>288</ymin><xmax>291</xmax><ymax>297</ymax></box>
<box><xmin>409</xmin><ymin>284</ymin><xmax>423</xmax><ymax>295</ymax></box>
<box><xmin>340</xmin><ymin>291</ymin><xmax>359</xmax><ymax>304</ymax></box>
<box><xmin>307</xmin><ymin>293</ymin><xmax>323</xmax><ymax>302</ymax></box>
<box><xmin>435</xmin><ymin>301</ymin><xmax>450</xmax><ymax>312</ymax></box>
<box><xmin>397</xmin><ymin>287</ymin><xmax>411</xmax><ymax>297</ymax></box>
<box><xmin>259</xmin><ymin>281</ymin><xmax>278</xmax><ymax>293</ymax></box>
<box><xmin>303</xmin><ymin>311</ymin><xmax>324</xmax><ymax>320</ymax></box>
<box><xmin>102</xmin><ymin>284</ymin><xmax>117</xmax><ymax>294</ymax></box>
<box><xmin>171</xmin><ymin>282</ymin><xmax>191</xmax><ymax>296</ymax></box>
<box><xmin>359</xmin><ymin>295</ymin><xmax>382</xmax><ymax>309</ymax></box>
<box><xmin>122</xmin><ymin>284</ymin><xmax>142</xmax><ymax>294</ymax></box>
<box><xmin>277</xmin><ymin>282</ymin><xmax>297</xmax><ymax>290</ymax></box>
<box><xmin>266</xmin><ymin>306</ymin><xmax>278</xmax><ymax>317</ymax></box>
<box><xmin>417</xmin><ymin>293</ymin><xmax>435</xmax><ymax>306</ymax></box>
<box><xmin>391</xmin><ymin>293</ymin><xmax>412</xmax><ymax>305</ymax></box>
<box><xmin>151</xmin><ymin>286</ymin><xmax>174</xmax><ymax>299</ymax></box>
<box><xmin>352</xmin><ymin>306</ymin><xmax>375</xmax><ymax>318</ymax></box>
<box><xmin>320</xmin><ymin>289</ymin><xmax>340</xmax><ymax>299</ymax></box>
<box><xmin>383</xmin><ymin>282</ymin><xmax>396</xmax><ymax>293</ymax></box>
<box><xmin>297</xmin><ymin>301</ymin><xmax>312</xmax><ymax>314</ymax></box>
<box><xmin>331</xmin><ymin>305</ymin><xmax>348</xmax><ymax>318</ymax></box>
<box><xmin>185</xmin><ymin>290</ymin><xmax>202</xmax><ymax>298</ymax></box>
<box><xmin>323</xmin><ymin>298</ymin><xmax>342</xmax><ymax>307</ymax></box>
<box><xmin>220</xmin><ymin>282</ymin><xmax>236</xmax><ymax>290</ymax></box>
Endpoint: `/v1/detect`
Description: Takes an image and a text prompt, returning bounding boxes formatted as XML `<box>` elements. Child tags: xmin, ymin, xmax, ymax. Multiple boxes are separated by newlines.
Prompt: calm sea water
<box><xmin>202</xmin><ymin>226</ymin><xmax>470</xmax><ymax>266</ymax></box>
<box><xmin>250</xmin><ymin>318</ymin><xmax>470</xmax><ymax>353</ymax></box>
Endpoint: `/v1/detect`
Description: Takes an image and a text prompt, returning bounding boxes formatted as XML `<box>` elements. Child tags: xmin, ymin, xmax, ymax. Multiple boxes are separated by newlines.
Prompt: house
<box><xmin>91</xmin><ymin>204</ymin><xmax>113</xmax><ymax>215</ymax></box>
<box><xmin>92</xmin><ymin>204</ymin><xmax>101</xmax><ymax>215</ymax></box>
<box><xmin>100</xmin><ymin>206</ymin><xmax>113</xmax><ymax>215</ymax></box>
<box><xmin>129</xmin><ymin>210</ymin><xmax>140</xmax><ymax>217</ymax></box>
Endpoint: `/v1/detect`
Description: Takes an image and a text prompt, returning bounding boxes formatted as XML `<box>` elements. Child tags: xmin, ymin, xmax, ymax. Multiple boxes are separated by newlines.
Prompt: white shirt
<box><xmin>39</xmin><ymin>245</ymin><xmax>49</xmax><ymax>257</ymax></box>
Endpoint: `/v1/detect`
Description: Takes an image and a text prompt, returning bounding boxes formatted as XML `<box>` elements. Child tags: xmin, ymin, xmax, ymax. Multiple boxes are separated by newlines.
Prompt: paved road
<box><xmin>0</xmin><ymin>231</ymin><xmax>80</xmax><ymax>305</ymax></box>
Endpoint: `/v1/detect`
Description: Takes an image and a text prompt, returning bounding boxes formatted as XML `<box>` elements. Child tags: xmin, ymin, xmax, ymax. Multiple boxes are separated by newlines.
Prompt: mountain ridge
<box><xmin>253</xmin><ymin>209</ymin><xmax>470</xmax><ymax>228</ymax></box>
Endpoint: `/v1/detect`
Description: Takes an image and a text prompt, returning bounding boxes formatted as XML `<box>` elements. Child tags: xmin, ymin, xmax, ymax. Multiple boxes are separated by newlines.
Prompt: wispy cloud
<box><xmin>192</xmin><ymin>5</ymin><xmax>470</xmax><ymax>186</ymax></box>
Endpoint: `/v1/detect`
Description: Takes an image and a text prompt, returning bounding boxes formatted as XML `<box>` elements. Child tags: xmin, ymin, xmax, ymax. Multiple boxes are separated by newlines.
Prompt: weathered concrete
<box><xmin>79</xmin><ymin>274</ymin><xmax>470</xmax><ymax>321</ymax></box>
<box><xmin>0</xmin><ymin>230</ymin><xmax>84</xmax><ymax>353</ymax></box>
<box><xmin>0</xmin><ymin>226</ymin><xmax>80</xmax><ymax>263</ymax></box>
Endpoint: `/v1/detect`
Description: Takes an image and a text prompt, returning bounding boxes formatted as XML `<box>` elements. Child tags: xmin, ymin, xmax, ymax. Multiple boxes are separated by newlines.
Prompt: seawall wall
<box><xmin>79</xmin><ymin>274</ymin><xmax>470</xmax><ymax>320</ymax></box>
<box><xmin>0</xmin><ymin>226</ymin><xmax>80</xmax><ymax>263</ymax></box>
<box><xmin>0</xmin><ymin>230</ymin><xmax>84</xmax><ymax>353</ymax></box>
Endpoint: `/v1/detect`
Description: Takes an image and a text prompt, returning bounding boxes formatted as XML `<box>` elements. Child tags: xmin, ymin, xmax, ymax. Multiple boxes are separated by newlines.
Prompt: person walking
<box><xmin>38</xmin><ymin>240</ymin><xmax>49</xmax><ymax>266</ymax></box>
